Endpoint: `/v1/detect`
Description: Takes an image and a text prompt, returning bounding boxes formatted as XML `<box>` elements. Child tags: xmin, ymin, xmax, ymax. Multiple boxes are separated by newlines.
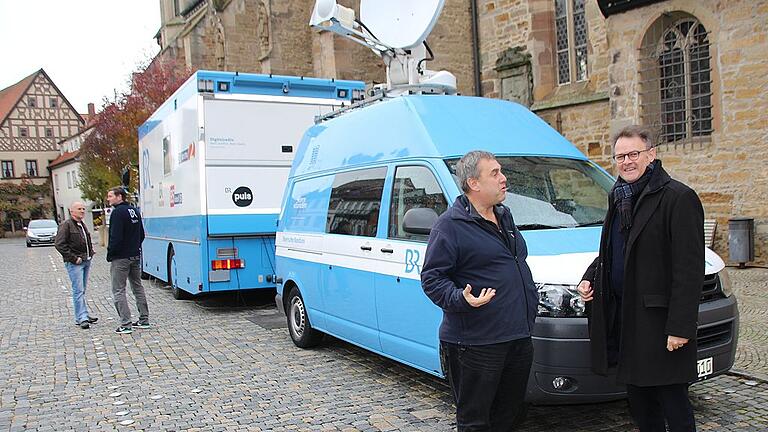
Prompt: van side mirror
<box><xmin>121</xmin><ymin>167</ymin><xmax>131</xmax><ymax>188</ymax></box>
<box><xmin>402</xmin><ymin>207</ymin><xmax>439</xmax><ymax>235</ymax></box>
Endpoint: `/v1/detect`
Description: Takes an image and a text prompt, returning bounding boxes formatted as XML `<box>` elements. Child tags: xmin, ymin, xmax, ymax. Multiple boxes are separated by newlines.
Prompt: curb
<box><xmin>728</xmin><ymin>368</ymin><xmax>768</xmax><ymax>384</ymax></box>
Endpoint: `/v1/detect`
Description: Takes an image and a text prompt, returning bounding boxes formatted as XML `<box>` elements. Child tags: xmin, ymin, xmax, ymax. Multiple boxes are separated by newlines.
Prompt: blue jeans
<box><xmin>65</xmin><ymin>260</ymin><xmax>92</xmax><ymax>324</ymax></box>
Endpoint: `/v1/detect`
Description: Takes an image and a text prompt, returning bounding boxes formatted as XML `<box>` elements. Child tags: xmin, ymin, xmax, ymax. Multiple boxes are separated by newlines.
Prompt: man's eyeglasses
<box><xmin>613</xmin><ymin>148</ymin><xmax>653</xmax><ymax>163</ymax></box>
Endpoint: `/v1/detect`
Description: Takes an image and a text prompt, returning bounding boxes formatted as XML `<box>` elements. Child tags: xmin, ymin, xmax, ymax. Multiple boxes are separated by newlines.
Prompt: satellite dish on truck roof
<box><xmin>309</xmin><ymin>0</ymin><xmax>456</xmax><ymax>94</ymax></box>
<box><xmin>360</xmin><ymin>0</ymin><xmax>445</xmax><ymax>49</ymax></box>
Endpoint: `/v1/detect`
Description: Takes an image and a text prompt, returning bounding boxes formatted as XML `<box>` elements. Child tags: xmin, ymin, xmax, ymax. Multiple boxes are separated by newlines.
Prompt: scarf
<box><xmin>611</xmin><ymin>161</ymin><xmax>656</xmax><ymax>232</ymax></box>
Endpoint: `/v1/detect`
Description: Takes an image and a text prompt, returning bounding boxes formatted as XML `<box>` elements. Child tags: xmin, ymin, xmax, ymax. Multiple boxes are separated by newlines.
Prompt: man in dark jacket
<box><xmin>578</xmin><ymin>125</ymin><xmax>704</xmax><ymax>431</ymax></box>
<box><xmin>422</xmin><ymin>150</ymin><xmax>538</xmax><ymax>431</ymax></box>
<box><xmin>106</xmin><ymin>186</ymin><xmax>149</xmax><ymax>334</ymax></box>
<box><xmin>55</xmin><ymin>201</ymin><xmax>97</xmax><ymax>329</ymax></box>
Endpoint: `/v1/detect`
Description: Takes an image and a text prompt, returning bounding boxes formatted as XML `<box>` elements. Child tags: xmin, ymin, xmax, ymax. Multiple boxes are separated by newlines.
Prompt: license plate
<box><xmin>697</xmin><ymin>357</ymin><xmax>713</xmax><ymax>379</ymax></box>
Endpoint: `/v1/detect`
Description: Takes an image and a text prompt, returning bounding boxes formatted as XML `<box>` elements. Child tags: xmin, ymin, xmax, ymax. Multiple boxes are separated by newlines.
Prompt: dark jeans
<box><xmin>627</xmin><ymin>383</ymin><xmax>696</xmax><ymax>432</ymax></box>
<box><xmin>442</xmin><ymin>338</ymin><xmax>533</xmax><ymax>432</ymax></box>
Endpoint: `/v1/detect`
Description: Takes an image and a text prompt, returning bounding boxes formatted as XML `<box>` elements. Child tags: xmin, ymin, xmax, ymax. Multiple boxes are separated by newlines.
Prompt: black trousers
<box><xmin>626</xmin><ymin>383</ymin><xmax>696</xmax><ymax>432</ymax></box>
<box><xmin>442</xmin><ymin>338</ymin><xmax>533</xmax><ymax>432</ymax></box>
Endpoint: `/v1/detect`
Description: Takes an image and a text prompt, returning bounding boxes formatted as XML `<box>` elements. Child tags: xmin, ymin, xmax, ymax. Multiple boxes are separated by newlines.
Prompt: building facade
<box><xmin>49</xmin><ymin>127</ymin><xmax>96</xmax><ymax>231</ymax></box>
<box><xmin>153</xmin><ymin>0</ymin><xmax>767</xmax><ymax>264</ymax></box>
<box><xmin>0</xmin><ymin>69</ymin><xmax>86</xmax><ymax>233</ymax></box>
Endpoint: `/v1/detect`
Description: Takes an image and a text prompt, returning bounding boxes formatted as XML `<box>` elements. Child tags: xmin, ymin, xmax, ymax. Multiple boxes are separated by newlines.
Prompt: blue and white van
<box><xmin>274</xmin><ymin>94</ymin><xmax>739</xmax><ymax>403</ymax></box>
<box><xmin>138</xmin><ymin>70</ymin><xmax>364</xmax><ymax>299</ymax></box>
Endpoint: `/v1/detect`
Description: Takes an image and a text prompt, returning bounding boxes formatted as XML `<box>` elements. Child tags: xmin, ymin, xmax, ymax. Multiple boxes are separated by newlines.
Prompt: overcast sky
<box><xmin>0</xmin><ymin>0</ymin><xmax>161</xmax><ymax>114</ymax></box>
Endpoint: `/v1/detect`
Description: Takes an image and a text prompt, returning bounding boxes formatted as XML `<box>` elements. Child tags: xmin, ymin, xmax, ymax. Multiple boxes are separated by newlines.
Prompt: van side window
<box><xmin>389</xmin><ymin>165</ymin><xmax>448</xmax><ymax>241</ymax></box>
<box><xmin>326</xmin><ymin>167</ymin><xmax>387</xmax><ymax>237</ymax></box>
<box><xmin>162</xmin><ymin>136</ymin><xmax>172</xmax><ymax>175</ymax></box>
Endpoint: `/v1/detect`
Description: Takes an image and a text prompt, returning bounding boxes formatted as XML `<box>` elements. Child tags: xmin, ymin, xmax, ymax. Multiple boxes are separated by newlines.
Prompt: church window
<box><xmin>640</xmin><ymin>14</ymin><xmax>713</xmax><ymax>145</ymax></box>
<box><xmin>555</xmin><ymin>0</ymin><xmax>589</xmax><ymax>85</ymax></box>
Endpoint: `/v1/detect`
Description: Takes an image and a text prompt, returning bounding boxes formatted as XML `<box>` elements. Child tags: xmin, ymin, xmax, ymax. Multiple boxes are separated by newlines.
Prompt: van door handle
<box><xmin>381</xmin><ymin>247</ymin><xmax>394</xmax><ymax>254</ymax></box>
<box><xmin>360</xmin><ymin>245</ymin><xmax>372</xmax><ymax>251</ymax></box>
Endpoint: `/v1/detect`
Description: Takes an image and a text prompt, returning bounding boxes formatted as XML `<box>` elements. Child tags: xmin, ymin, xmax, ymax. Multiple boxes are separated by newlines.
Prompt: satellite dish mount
<box><xmin>310</xmin><ymin>0</ymin><xmax>456</xmax><ymax>94</ymax></box>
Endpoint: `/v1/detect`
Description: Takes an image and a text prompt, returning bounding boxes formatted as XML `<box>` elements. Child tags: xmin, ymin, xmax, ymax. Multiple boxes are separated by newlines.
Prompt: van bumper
<box><xmin>526</xmin><ymin>295</ymin><xmax>739</xmax><ymax>405</ymax></box>
<box><xmin>526</xmin><ymin>317</ymin><xmax>626</xmax><ymax>405</ymax></box>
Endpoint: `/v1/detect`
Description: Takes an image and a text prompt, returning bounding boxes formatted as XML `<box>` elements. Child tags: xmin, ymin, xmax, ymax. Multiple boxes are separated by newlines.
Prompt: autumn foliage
<box><xmin>79</xmin><ymin>59</ymin><xmax>192</xmax><ymax>203</ymax></box>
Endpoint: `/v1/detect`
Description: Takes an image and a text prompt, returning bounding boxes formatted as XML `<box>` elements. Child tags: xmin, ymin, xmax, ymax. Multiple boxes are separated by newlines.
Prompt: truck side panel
<box><xmin>139</xmin><ymin>88</ymin><xmax>206</xmax><ymax>293</ymax></box>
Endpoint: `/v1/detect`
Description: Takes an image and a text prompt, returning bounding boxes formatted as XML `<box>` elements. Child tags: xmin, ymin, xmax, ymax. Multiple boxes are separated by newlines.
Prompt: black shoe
<box><xmin>87</xmin><ymin>316</ymin><xmax>98</xmax><ymax>323</ymax></box>
<box><xmin>131</xmin><ymin>321</ymin><xmax>150</xmax><ymax>329</ymax></box>
<box><xmin>115</xmin><ymin>326</ymin><xmax>133</xmax><ymax>334</ymax></box>
<box><xmin>79</xmin><ymin>321</ymin><xmax>90</xmax><ymax>329</ymax></box>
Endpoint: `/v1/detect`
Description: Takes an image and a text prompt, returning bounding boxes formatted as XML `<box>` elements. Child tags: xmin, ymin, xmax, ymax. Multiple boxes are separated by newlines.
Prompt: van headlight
<box><xmin>718</xmin><ymin>270</ymin><xmax>733</xmax><ymax>297</ymax></box>
<box><xmin>536</xmin><ymin>283</ymin><xmax>586</xmax><ymax>317</ymax></box>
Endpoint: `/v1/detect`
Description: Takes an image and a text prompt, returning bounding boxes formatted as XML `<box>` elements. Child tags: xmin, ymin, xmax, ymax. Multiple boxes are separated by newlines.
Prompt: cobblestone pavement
<box><xmin>729</xmin><ymin>267</ymin><xmax>768</xmax><ymax>381</ymax></box>
<box><xmin>1</xmin><ymin>237</ymin><xmax>767</xmax><ymax>431</ymax></box>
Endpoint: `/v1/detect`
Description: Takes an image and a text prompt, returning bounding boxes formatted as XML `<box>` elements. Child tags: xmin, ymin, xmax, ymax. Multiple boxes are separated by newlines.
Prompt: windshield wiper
<box><xmin>518</xmin><ymin>223</ymin><xmax>563</xmax><ymax>230</ymax></box>
<box><xmin>576</xmin><ymin>220</ymin><xmax>604</xmax><ymax>227</ymax></box>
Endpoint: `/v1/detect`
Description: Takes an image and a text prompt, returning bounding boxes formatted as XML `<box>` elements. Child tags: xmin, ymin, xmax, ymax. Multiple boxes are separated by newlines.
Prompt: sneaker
<box><xmin>87</xmin><ymin>316</ymin><xmax>98</xmax><ymax>323</ymax></box>
<box><xmin>131</xmin><ymin>321</ymin><xmax>150</xmax><ymax>329</ymax></box>
<box><xmin>115</xmin><ymin>326</ymin><xmax>133</xmax><ymax>334</ymax></box>
<box><xmin>79</xmin><ymin>321</ymin><xmax>90</xmax><ymax>329</ymax></box>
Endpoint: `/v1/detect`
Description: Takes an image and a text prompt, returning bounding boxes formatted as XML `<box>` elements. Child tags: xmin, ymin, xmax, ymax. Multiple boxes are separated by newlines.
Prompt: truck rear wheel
<box><xmin>287</xmin><ymin>286</ymin><xmax>323</xmax><ymax>348</ymax></box>
<box><xmin>167</xmin><ymin>246</ymin><xmax>191</xmax><ymax>300</ymax></box>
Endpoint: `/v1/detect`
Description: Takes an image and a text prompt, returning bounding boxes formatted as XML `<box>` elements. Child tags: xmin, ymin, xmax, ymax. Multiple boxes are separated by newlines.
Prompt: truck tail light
<box><xmin>211</xmin><ymin>258</ymin><xmax>245</xmax><ymax>270</ymax></box>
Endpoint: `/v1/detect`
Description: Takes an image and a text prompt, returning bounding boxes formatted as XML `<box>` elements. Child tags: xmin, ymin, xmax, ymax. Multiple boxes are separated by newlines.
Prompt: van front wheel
<box><xmin>287</xmin><ymin>287</ymin><xmax>323</xmax><ymax>348</ymax></box>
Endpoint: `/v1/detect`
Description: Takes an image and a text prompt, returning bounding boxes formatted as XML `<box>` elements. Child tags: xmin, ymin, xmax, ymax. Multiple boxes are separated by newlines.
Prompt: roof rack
<box><xmin>314</xmin><ymin>83</ymin><xmax>456</xmax><ymax>124</ymax></box>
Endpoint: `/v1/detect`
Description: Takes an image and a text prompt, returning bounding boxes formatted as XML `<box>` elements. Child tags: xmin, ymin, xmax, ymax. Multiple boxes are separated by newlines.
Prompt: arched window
<box><xmin>639</xmin><ymin>14</ymin><xmax>713</xmax><ymax>145</ymax></box>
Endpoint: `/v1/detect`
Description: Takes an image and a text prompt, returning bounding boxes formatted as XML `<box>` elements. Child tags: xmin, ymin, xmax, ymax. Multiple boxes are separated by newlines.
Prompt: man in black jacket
<box><xmin>107</xmin><ymin>186</ymin><xmax>149</xmax><ymax>334</ymax></box>
<box><xmin>55</xmin><ymin>201</ymin><xmax>97</xmax><ymax>329</ymax></box>
<box><xmin>578</xmin><ymin>125</ymin><xmax>704</xmax><ymax>431</ymax></box>
<box><xmin>422</xmin><ymin>150</ymin><xmax>538</xmax><ymax>431</ymax></box>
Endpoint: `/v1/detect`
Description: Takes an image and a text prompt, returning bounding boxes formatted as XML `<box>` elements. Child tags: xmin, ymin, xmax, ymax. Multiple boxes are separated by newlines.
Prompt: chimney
<box><xmin>88</xmin><ymin>103</ymin><xmax>95</xmax><ymax>118</ymax></box>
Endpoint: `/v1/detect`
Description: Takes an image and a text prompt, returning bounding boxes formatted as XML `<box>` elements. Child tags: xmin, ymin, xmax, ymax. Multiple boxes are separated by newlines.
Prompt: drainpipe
<box><xmin>470</xmin><ymin>0</ymin><xmax>482</xmax><ymax>96</ymax></box>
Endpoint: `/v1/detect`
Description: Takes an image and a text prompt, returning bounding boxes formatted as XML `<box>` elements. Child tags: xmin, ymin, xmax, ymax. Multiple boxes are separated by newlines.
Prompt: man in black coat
<box><xmin>422</xmin><ymin>150</ymin><xmax>538</xmax><ymax>431</ymax></box>
<box><xmin>578</xmin><ymin>125</ymin><xmax>704</xmax><ymax>431</ymax></box>
<box><xmin>106</xmin><ymin>186</ymin><xmax>149</xmax><ymax>335</ymax></box>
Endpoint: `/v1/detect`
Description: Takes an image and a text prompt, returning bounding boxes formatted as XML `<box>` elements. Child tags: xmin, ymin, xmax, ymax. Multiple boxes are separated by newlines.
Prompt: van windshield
<box><xmin>445</xmin><ymin>157</ymin><xmax>615</xmax><ymax>230</ymax></box>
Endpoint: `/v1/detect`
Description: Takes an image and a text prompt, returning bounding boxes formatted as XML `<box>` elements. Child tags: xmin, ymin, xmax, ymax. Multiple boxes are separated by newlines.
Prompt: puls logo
<box><xmin>232</xmin><ymin>186</ymin><xmax>253</xmax><ymax>207</ymax></box>
<box><xmin>404</xmin><ymin>249</ymin><xmax>421</xmax><ymax>274</ymax></box>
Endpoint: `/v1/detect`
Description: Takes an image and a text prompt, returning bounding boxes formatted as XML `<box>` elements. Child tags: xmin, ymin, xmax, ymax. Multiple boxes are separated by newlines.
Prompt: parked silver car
<box><xmin>25</xmin><ymin>219</ymin><xmax>58</xmax><ymax>247</ymax></box>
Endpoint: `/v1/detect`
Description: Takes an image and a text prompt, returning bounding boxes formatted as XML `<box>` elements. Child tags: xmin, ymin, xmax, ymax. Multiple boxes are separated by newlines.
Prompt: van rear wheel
<box><xmin>287</xmin><ymin>286</ymin><xmax>323</xmax><ymax>348</ymax></box>
<box><xmin>167</xmin><ymin>247</ymin><xmax>191</xmax><ymax>300</ymax></box>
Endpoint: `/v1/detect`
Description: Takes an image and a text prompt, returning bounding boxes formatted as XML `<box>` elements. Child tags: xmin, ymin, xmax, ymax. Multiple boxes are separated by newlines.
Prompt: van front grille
<box><xmin>697</xmin><ymin>322</ymin><xmax>732</xmax><ymax>350</ymax></box>
<box><xmin>700</xmin><ymin>273</ymin><xmax>724</xmax><ymax>303</ymax></box>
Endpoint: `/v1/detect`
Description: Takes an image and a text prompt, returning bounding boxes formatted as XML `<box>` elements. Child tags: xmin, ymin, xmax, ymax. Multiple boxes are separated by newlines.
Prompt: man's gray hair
<box><xmin>612</xmin><ymin>125</ymin><xmax>655</xmax><ymax>150</ymax></box>
<box><xmin>456</xmin><ymin>150</ymin><xmax>496</xmax><ymax>193</ymax></box>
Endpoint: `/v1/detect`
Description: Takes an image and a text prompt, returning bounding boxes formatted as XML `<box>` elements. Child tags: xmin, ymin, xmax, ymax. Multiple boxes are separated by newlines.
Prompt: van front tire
<box><xmin>287</xmin><ymin>286</ymin><xmax>323</xmax><ymax>348</ymax></box>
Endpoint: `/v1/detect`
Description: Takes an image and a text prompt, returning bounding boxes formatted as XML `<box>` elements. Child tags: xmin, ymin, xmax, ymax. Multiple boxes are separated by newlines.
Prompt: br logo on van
<box><xmin>404</xmin><ymin>249</ymin><xmax>421</xmax><ymax>274</ymax></box>
<box><xmin>232</xmin><ymin>186</ymin><xmax>253</xmax><ymax>207</ymax></box>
